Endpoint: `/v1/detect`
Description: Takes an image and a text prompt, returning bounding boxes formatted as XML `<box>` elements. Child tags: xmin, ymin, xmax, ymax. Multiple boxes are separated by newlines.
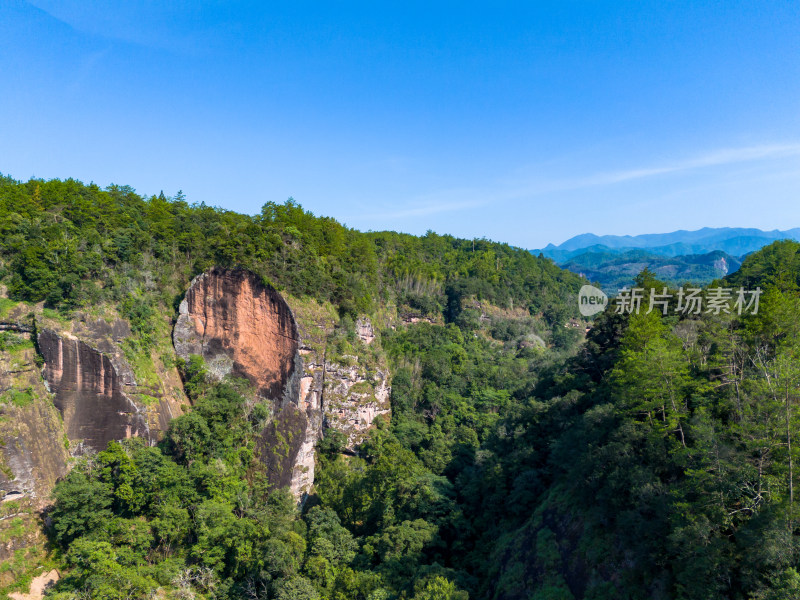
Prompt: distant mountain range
<box><xmin>533</xmin><ymin>227</ymin><xmax>800</xmax><ymax>292</ymax></box>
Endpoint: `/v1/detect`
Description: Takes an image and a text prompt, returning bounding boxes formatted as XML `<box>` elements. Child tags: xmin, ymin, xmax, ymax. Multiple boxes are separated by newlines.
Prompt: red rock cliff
<box><xmin>173</xmin><ymin>268</ymin><xmax>298</xmax><ymax>400</ymax></box>
<box><xmin>173</xmin><ymin>269</ymin><xmax>306</xmax><ymax>492</ymax></box>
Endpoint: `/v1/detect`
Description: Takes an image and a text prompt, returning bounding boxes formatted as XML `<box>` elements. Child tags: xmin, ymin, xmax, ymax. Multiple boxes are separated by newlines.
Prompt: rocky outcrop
<box><xmin>355</xmin><ymin>317</ymin><xmax>375</xmax><ymax>344</ymax></box>
<box><xmin>31</xmin><ymin>307</ymin><xmax>186</xmax><ymax>458</ymax></box>
<box><xmin>173</xmin><ymin>269</ymin><xmax>392</xmax><ymax>501</ymax></box>
<box><xmin>0</xmin><ymin>332</ymin><xmax>68</xmax><ymax>503</ymax></box>
<box><xmin>0</xmin><ymin>304</ymin><xmax>187</xmax><ymax>583</ymax></box>
<box><xmin>0</xmin><ymin>396</ymin><xmax>69</xmax><ymax>501</ymax></box>
<box><xmin>38</xmin><ymin>330</ymin><xmax>150</xmax><ymax>454</ymax></box>
<box><xmin>401</xmin><ymin>314</ymin><xmax>437</xmax><ymax>325</ymax></box>
<box><xmin>289</xmin><ymin>353</ymin><xmax>325</xmax><ymax>498</ymax></box>
<box><xmin>2</xmin><ymin>301</ymin><xmax>187</xmax><ymax>505</ymax></box>
<box><xmin>174</xmin><ymin>268</ymin><xmax>298</xmax><ymax>399</ymax></box>
<box><xmin>323</xmin><ymin>359</ymin><xmax>390</xmax><ymax>448</ymax></box>
<box><xmin>174</xmin><ymin>269</ymin><xmax>311</xmax><ymax>494</ymax></box>
<box><xmin>713</xmin><ymin>255</ymin><xmax>729</xmax><ymax>275</ymax></box>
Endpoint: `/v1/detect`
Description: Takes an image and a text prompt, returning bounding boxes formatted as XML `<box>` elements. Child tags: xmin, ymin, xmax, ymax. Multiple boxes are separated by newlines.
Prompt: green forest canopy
<box><xmin>0</xmin><ymin>175</ymin><xmax>582</xmax><ymax>343</ymax></box>
<box><xmin>2</xmin><ymin>175</ymin><xmax>800</xmax><ymax>599</ymax></box>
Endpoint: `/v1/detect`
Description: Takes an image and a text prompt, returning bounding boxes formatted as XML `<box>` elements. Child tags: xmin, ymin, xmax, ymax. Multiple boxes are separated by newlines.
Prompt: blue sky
<box><xmin>1</xmin><ymin>1</ymin><xmax>799</xmax><ymax>248</ymax></box>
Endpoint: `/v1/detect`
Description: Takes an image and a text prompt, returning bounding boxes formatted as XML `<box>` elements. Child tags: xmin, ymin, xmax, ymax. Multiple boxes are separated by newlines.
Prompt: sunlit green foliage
<box><xmin>14</xmin><ymin>173</ymin><xmax>800</xmax><ymax>598</ymax></box>
<box><xmin>0</xmin><ymin>176</ymin><xmax>582</xmax><ymax>342</ymax></box>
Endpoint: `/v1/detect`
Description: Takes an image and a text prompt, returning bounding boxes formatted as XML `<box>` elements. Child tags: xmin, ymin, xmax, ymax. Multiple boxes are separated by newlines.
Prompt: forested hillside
<box><xmin>0</xmin><ymin>175</ymin><xmax>580</xmax><ymax>346</ymax></box>
<box><xmin>2</xmin><ymin>175</ymin><xmax>800</xmax><ymax>599</ymax></box>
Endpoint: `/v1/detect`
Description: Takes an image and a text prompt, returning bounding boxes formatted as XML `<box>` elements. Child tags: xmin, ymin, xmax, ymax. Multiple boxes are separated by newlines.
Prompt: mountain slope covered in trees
<box><xmin>1</xmin><ymin>175</ymin><xmax>800</xmax><ymax>599</ymax></box>
<box><xmin>561</xmin><ymin>248</ymin><xmax>740</xmax><ymax>292</ymax></box>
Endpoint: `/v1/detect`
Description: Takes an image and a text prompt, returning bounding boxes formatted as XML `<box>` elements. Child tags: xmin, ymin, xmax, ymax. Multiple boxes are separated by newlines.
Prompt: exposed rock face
<box><xmin>355</xmin><ymin>317</ymin><xmax>375</xmax><ymax>345</ymax></box>
<box><xmin>174</xmin><ymin>268</ymin><xmax>298</xmax><ymax>399</ymax></box>
<box><xmin>0</xmin><ymin>306</ymin><xmax>186</xmax><ymax>581</ymax></box>
<box><xmin>38</xmin><ymin>329</ymin><xmax>150</xmax><ymax>454</ymax></box>
<box><xmin>291</xmin><ymin>356</ymin><xmax>325</xmax><ymax>498</ymax></box>
<box><xmin>42</xmin><ymin>312</ymin><xmax>186</xmax><ymax>442</ymax></box>
<box><xmin>323</xmin><ymin>359</ymin><xmax>391</xmax><ymax>449</ymax></box>
<box><xmin>713</xmin><ymin>256</ymin><xmax>729</xmax><ymax>275</ymax></box>
<box><xmin>174</xmin><ymin>269</ymin><xmax>311</xmax><ymax>494</ymax></box>
<box><xmin>2</xmin><ymin>303</ymin><xmax>186</xmax><ymax>505</ymax></box>
<box><xmin>401</xmin><ymin>314</ymin><xmax>437</xmax><ymax>325</ymax></box>
<box><xmin>173</xmin><ymin>269</ymin><xmax>392</xmax><ymax>501</ymax></box>
<box><xmin>0</xmin><ymin>332</ymin><xmax>68</xmax><ymax>503</ymax></box>
<box><xmin>0</xmin><ymin>398</ymin><xmax>69</xmax><ymax>500</ymax></box>
<box><xmin>173</xmin><ymin>268</ymin><xmax>390</xmax><ymax>500</ymax></box>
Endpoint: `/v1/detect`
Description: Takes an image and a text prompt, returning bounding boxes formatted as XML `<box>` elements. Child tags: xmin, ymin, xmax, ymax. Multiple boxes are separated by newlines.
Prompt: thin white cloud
<box><xmin>67</xmin><ymin>48</ymin><xmax>109</xmax><ymax>95</ymax></box>
<box><xmin>344</xmin><ymin>195</ymin><xmax>487</xmax><ymax>223</ymax></box>
<box><xmin>581</xmin><ymin>143</ymin><xmax>800</xmax><ymax>187</ymax></box>
<box><xmin>27</xmin><ymin>0</ymin><xmax>206</xmax><ymax>55</ymax></box>
<box><xmin>344</xmin><ymin>142</ymin><xmax>800</xmax><ymax>227</ymax></box>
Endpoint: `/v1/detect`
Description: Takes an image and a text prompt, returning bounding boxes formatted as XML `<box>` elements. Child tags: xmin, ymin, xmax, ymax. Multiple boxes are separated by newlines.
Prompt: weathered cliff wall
<box><xmin>0</xmin><ymin>330</ymin><xmax>68</xmax><ymax>504</ymax></box>
<box><xmin>318</xmin><ymin>316</ymin><xmax>391</xmax><ymax>449</ymax></box>
<box><xmin>0</xmin><ymin>302</ymin><xmax>186</xmax><ymax>506</ymax></box>
<box><xmin>0</xmin><ymin>324</ymin><xmax>66</xmax><ymax>587</ymax></box>
<box><xmin>35</xmin><ymin>309</ymin><xmax>186</xmax><ymax>456</ymax></box>
<box><xmin>173</xmin><ymin>269</ymin><xmax>391</xmax><ymax>501</ymax></box>
<box><xmin>65</xmin><ymin>314</ymin><xmax>187</xmax><ymax>436</ymax></box>
<box><xmin>0</xmin><ymin>271</ymin><xmax>392</xmax><ymax>510</ymax></box>
<box><xmin>0</xmin><ymin>303</ymin><xmax>187</xmax><ymax>583</ymax></box>
<box><xmin>38</xmin><ymin>329</ymin><xmax>149</xmax><ymax>453</ymax></box>
<box><xmin>322</xmin><ymin>358</ymin><xmax>391</xmax><ymax>449</ymax></box>
<box><xmin>174</xmin><ymin>268</ymin><xmax>310</xmax><ymax>493</ymax></box>
<box><xmin>174</xmin><ymin>268</ymin><xmax>299</xmax><ymax>398</ymax></box>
